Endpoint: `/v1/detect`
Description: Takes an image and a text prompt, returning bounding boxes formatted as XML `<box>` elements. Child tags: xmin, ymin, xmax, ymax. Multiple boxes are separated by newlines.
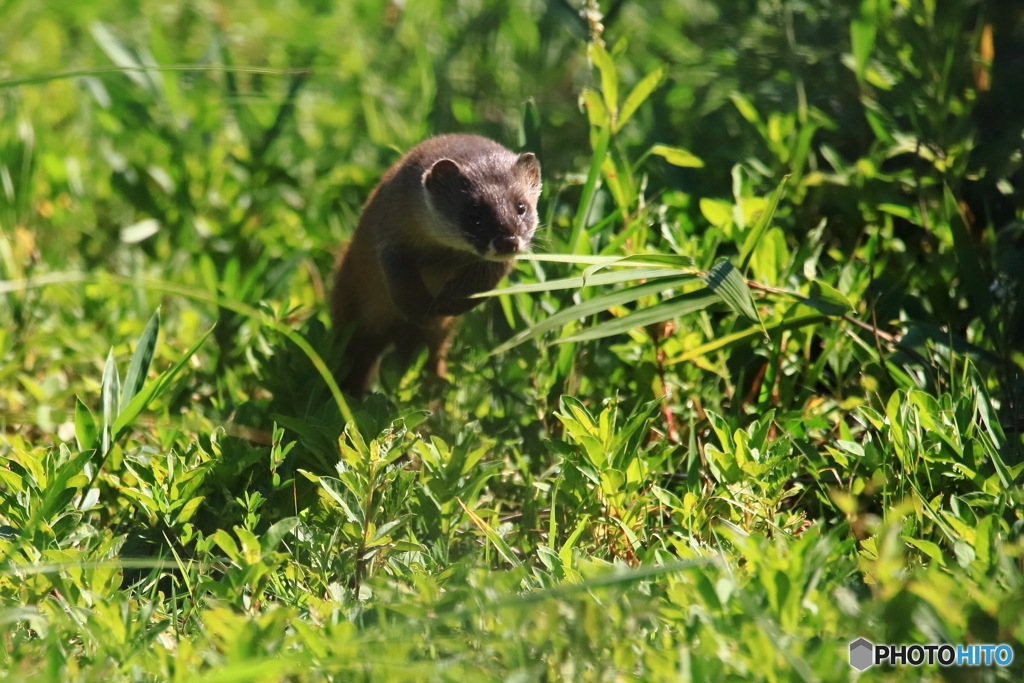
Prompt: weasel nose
<box><xmin>492</xmin><ymin>234</ymin><xmax>520</xmax><ymax>255</ymax></box>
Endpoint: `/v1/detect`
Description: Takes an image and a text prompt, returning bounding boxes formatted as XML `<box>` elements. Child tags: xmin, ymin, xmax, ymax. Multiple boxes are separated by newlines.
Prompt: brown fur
<box><xmin>332</xmin><ymin>134</ymin><xmax>542</xmax><ymax>395</ymax></box>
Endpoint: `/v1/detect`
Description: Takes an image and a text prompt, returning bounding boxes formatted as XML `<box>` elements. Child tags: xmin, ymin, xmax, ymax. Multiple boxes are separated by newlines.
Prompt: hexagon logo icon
<box><xmin>849</xmin><ymin>638</ymin><xmax>874</xmax><ymax>671</ymax></box>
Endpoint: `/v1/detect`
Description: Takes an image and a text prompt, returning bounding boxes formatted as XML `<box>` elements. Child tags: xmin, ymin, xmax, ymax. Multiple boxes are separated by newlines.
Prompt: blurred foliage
<box><xmin>2</xmin><ymin>0</ymin><xmax>1024</xmax><ymax>680</ymax></box>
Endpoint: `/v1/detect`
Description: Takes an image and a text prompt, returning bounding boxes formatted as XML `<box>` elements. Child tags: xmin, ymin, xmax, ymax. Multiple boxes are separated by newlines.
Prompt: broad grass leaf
<box><xmin>616</xmin><ymin>67</ymin><xmax>663</xmax><ymax>132</ymax></box>
<box><xmin>31</xmin><ymin>446</ymin><xmax>92</xmax><ymax>530</ymax></box>
<box><xmin>557</xmin><ymin>289</ymin><xmax>718</xmax><ymax>344</ymax></box>
<box><xmin>518</xmin><ymin>253</ymin><xmax>625</xmax><ymax>265</ymax></box>
<box><xmin>850</xmin><ymin>0</ymin><xmax>877</xmax><ymax>82</ymax></box>
<box><xmin>651</xmin><ymin>144</ymin><xmax>703</xmax><ymax>168</ymax></box>
<box><xmin>491</xmin><ymin>275</ymin><xmax>695</xmax><ymax>354</ymax></box>
<box><xmin>316</xmin><ymin>477</ymin><xmax>362</xmax><ymax>524</ymax></box>
<box><xmin>74</xmin><ymin>397</ymin><xmax>98</xmax><ymax>454</ymax></box>
<box><xmin>521</xmin><ymin>98</ymin><xmax>542</xmax><ymax>154</ymax></box>
<box><xmin>113</xmin><ymin>324</ymin><xmax>214</xmax><ymax>438</ymax></box>
<box><xmin>581</xmin><ymin>254</ymin><xmax>696</xmax><ymax>282</ymax></box>
<box><xmin>668</xmin><ymin>313</ymin><xmax>828</xmax><ymax>365</ymax></box>
<box><xmin>459</xmin><ymin>499</ymin><xmax>521</xmax><ymax>567</ymax></box>
<box><xmin>701</xmin><ymin>259</ymin><xmax>762</xmax><ymax>330</ymax></box>
<box><xmin>748</xmin><ymin>226</ymin><xmax>787</xmax><ymax>285</ymax></box>
<box><xmin>903</xmin><ymin>537</ymin><xmax>946</xmax><ymax>566</ymax></box>
<box><xmin>700</xmin><ymin>199</ymin><xmax>733</xmax><ymax>228</ymax></box>
<box><xmin>570</xmin><ymin>124</ymin><xmax>611</xmax><ymax>253</ymax></box>
<box><xmin>588</xmin><ymin>42</ymin><xmax>618</xmax><ymax>121</ymax></box>
<box><xmin>100</xmin><ymin>349</ymin><xmax>120</xmax><ymax>455</ymax></box>
<box><xmin>945</xmin><ymin>185</ymin><xmax>995</xmax><ymax>339</ymax></box>
<box><xmin>263</xmin><ymin>517</ymin><xmax>300</xmax><ymax>553</ymax></box>
<box><xmin>119</xmin><ymin>219</ymin><xmax>160</xmax><ymax>244</ymax></box>
<box><xmin>560</xmin><ymin>395</ymin><xmax>598</xmax><ymax>432</ymax></box>
<box><xmin>730</xmin><ymin>92</ymin><xmax>761</xmax><ymax>125</ymax></box>
<box><xmin>898</xmin><ymin>321</ymin><xmax>1000</xmax><ymax>367</ymax></box>
<box><xmin>802</xmin><ymin>281</ymin><xmax>853</xmax><ymax>317</ymax></box>
<box><xmin>601</xmin><ymin>155</ymin><xmax>629</xmax><ymax>211</ymax></box>
<box><xmin>580</xmin><ymin>89</ymin><xmax>609</xmax><ymax>129</ymax></box>
<box><xmin>560</xmin><ymin>426</ymin><xmax>606</xmax><ymax>469</ymax></box>
<box><xmin>212</xmin><ymin>529</ymin><xmax>241</xmax><ymax>563</ymax></box>
<box><xmin>738</xmin><ymin>176</ymin><xmax>787</xmax><ymax>271</ymax></box>
<box><xmin>559</xmin><ymin>515</ymin><xmax>590</xmax><ymax>567</ymax></box>
<box><xmin>473</xmin><ymin>268</ymin><xmax>680</xmax><ymax>297</ymax></box>
<box><xmin>121</xmin><ymin>308</ymin><xmax>160</xmax><ymax>408</ymax></box>
<box><xmin>0</xmin><ymin>65</ymin><xmax>306</xmax><ymax>90</ymax></box>
<box><xmin>176</xmin><ymin>496</ymin><xmax>205</xmax><ymax>525</ymax></box>
<box><xmin>90</xmin><ymin>22</ymin><xmax>153</xmax><ymax>93</ymax></box>
<box><xmin>537</xmin><ymin>545</ymin><xmax>563</xmax><ymax>574</ymax></box>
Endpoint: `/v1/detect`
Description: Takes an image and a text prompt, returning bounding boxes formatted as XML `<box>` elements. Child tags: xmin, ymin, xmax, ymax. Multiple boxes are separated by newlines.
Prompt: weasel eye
<box><xmin>516</xmin><ymin>202</ymin><xmax>527</xmax><ymax>216</ymax></box>
<box><xmin>468</xmin><ymin>203</ymin><xmax>484</xmax><ymax>224</ymax></box>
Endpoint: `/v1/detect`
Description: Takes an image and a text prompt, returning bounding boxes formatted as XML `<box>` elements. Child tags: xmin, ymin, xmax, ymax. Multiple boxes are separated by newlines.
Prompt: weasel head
<box><xmin>422</xmin><ymin>152</ymin><xmax>542</xmax><ymax>261</ymax></box>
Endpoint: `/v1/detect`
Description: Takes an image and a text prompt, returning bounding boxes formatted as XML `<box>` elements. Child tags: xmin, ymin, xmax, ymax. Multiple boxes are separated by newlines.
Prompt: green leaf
<box><xmin>119</xmin><ymin>219</ymin><xmax>160</xmax><ymax>244</ymax></box>
<box><xmin>580</xmin><ymin>254</ymin><xmax>696</xmax><ymax>281</ymax></box>
<box><xmin>669</xmin><ymin>314</ymin><xmax>828</xmax><ymax>365</ymax></box>
<box><xmin>903</xmin><ymin>537</ymin><xmax>945</xmax><ymax>566</ymax></box>
<box><xmin>113</xmin><ymin>324</ymin><xmax>214</xmax><ymax>439</ymax></box>
<box><xmin>31</xmin><ymin>448</ymin><xmax>93</xmax><ymax>529</ymax></box>
<box><xmin>589</xmin><ymin>42</ymin><xmax>618</xmax><ymax>122</ymax></box>
<box><xmin>738</xmin><ymin>176</ymin><xmax>788</xmax><ymax>271</ymax></box>
<box><xmin>559</xmin><ymin>515</ymin><xmax>590</xmax><ymax>566</ymax></box>
<box><xmin>492</xmin><ymin>275</ymin><xmax>696</xmax><ymax>354</ymax></box>
<box><xmin>212</xmin><ymin>529</ymin><xmax>241</xmax><ymax>563</ymax></box>
<box><xmin>90</xmin><ymin>22</ymin><xmax>153</xmax><ymax>94</ymax></box>
<box><xmin>650</xmin><ymin>144</ymin><xmax>704</xmax><ymax>168</ymax></box>
<box><xmin>74</xmin><ymin>397</ymin><xmax>98</xmax><ymax>454</ymax></box>
<box><xmin>580</xmin><ymin>89</ymin><xmax>609</xmax><ymax>129</ymax></box>
<box><xmin>701</xmin><ymin>259</ymin><xmax>760</xmax><ymax>325</ymax></box>
<box><xmin>100</xmin><ymin>349</ymin><xmax>120</xmax><ymax>455</ymax></box>
<box><xmin>460</xmin><ymin>500</ymin><xmax>521</xmax><ymax>567</ymax></box>
<box><xmin>473</xmin><ymin>268</ymin><xmax>682</xmax><ymax>298</ymax></box>
<box><xmin>121</xmin><ymin>308</ymin><xmax>160</xmax><ymax>409</ymax></box>
<box><xmin>262</xmin><ymin>517</ymin><xmax>300</xmax><ymax>553</ymax></box>
<box><xmin>730</xmin><ymin>92</ymin><xmax>761</xmax><ymax>126</ymax></box>
<box><xmin>616</xmin><ymin>67</ymin><xmax>663</xmax><ymax>132</ymax></box>
<box><xmin>850</xmin><ymin>0</ymin><xmax>878</xmax><ymax>81</ymax></box>
<box><xmin>176</xmin><ymin>496</ymin><xmax>205</xmax><ymax>525</ymax></box>
<box><xmin>520</xmin><ymin>97</ymin><xmax>542</xmax><ymax>155</ymax></box>
<box><xmin>601</xmin><ymin>155</ymin><xmax>629</xmax><ymax>212</ymax></box>
<box><xmin>945</xmin><ymin>185</ymin><xmax>995</xmax><ymax>337</ymax></box>
<box><xmin>700</xmin><ymin>199</ymin><xmax>733</xmax><ymax>228</ymax></box>
<box><xmin>570</xmin><ymin>124</ymin><xmax>611</xmax><ymax>254</ymax></box>
<box><xmin>557</xmin><ymin>289</ymin><xmax>718</xmax><ymax>344</ymax></box>
<box><xmin>801</xmin><ymin>281</ymin><xmax>853</xmax><ymax>317</ymax></box>
<box><xmin>0</xmin><ymin>65</ymin><xmax>308</xmax><ymax>90</ymax></box>
<box><xmin>518</xmin><ymin>254</ymin><xmax>626</xmax><ymax>265</ymax></box>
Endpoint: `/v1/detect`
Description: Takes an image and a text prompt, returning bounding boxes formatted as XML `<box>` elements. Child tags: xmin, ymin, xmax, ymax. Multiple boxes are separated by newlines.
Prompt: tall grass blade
<box><xmin>120</xmin><ymin>308</ymin><xmax>160</xmax><ymax>409</ymax></box>
<box><xmin>113</xmin><ymin>324</ymin><xmax>215</xmax><ymax>439</ymax></box>
<box><xmin>668</xmin><ymin>314</ymin><xmax>828</xmax><ymax>365</ymax></box>
<box><xmin>74</xmin><ymin>397</ymin><xmax>99</xmax><ymax>454</ymax></box>
<box><xmin>491</xmin><ymin>275</ymin><xmax>696</xmax><ymax>354</ymax></box>
<box><xmin>474</xmin><ymin>268</ymin><xmax>680</xmax><ymax>298</ymax></box>
<box><xmin>738</xmin><ymin>176</ymin><xmax>788</xmax><ymax>271</ymax></box>
<box><xmin>569</xmin><ymin>125</ymin><xmax>611</xmax><ymax>254</ymax></box>
<box><xmin>100</xmin><ymin>349</ymin><xmax>120</xmax><ymax>455</ymax></box>
<box><xmin>558</xmin><ymin>289</ymin><xmax>718</xmax><ymax>344</ymax></box>
<box><xmin>459</xmin><ymin>499</ymin><xmax>521</xmax><ymax>567</ymax></box>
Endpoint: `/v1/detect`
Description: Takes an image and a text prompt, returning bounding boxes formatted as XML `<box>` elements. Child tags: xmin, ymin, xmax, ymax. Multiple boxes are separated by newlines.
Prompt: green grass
<box><xmin>2</xmin><ymin>1</ymin><xmax>1024</xmax><ymax>681</ymax></box>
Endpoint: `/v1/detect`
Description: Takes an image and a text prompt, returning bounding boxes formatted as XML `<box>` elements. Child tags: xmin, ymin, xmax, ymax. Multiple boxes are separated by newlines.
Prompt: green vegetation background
<box><xmin>2</xmin><ymin>0</ymin><xmax>1024</xmax><ymax>680</ymax></box>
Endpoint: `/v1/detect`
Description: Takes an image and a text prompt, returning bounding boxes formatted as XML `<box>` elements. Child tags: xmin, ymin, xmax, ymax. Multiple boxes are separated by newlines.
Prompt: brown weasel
<box><xmin>331</xmin><ymin>134</ymin><xmax>542</xmax><ymax>395</ymax></box>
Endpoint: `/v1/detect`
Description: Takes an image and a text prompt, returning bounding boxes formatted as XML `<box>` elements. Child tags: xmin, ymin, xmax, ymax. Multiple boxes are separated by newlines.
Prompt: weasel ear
<box><xmin>514</xmin><ymin>152</ymin><xmax>541</xmax><ymax>188</ymax></box>
<box><xmin>424</xmin><ymin>158</ymin><xmax>464</xmax><ymax>194</ymax></box>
